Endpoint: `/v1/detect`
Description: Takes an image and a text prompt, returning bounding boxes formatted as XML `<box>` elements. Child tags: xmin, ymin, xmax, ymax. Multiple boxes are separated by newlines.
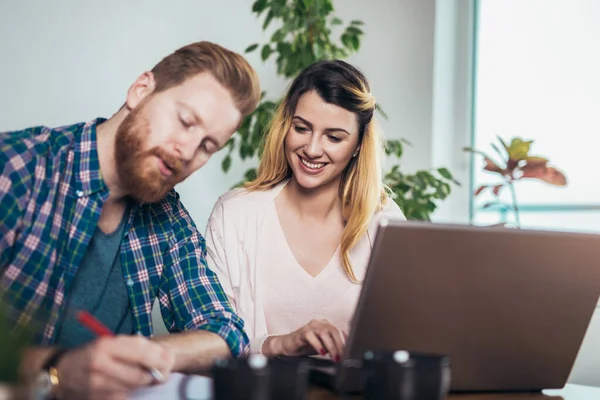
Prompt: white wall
<box><xmin>1</xmin><ymin>0</ymin><xmax>596</xmax><ymax>388</ymax></box>
<box><xmin>0</xmin><ymin>0</ymin><xmax>438</xmax><ymax>281</ymax></box>
<box><xmin>0</xmin><ymin>0</ymin><xmax>471</xmax><ymax>229</ymax></box>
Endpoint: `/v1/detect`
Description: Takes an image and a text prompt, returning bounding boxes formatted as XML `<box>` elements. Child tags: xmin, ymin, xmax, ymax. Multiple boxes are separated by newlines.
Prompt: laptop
<box><xmin>309</xmin><ymin>219</ymin><xmax>600</xmax><ymax>394</ymax></box>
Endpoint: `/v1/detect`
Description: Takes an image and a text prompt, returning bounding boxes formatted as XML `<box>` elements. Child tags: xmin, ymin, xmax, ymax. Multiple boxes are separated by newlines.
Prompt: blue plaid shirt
<box><xmin>0</xmin><ymin>118</ymin><xmax>249</xmax><ymax>355</ymax></box>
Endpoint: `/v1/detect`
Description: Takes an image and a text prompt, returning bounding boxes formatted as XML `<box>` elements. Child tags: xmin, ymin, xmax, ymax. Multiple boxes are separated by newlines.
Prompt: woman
<box><xmin>205</xmin><ymin>60</ymin><xmax>405</xmax><ymax>360</ymax></box>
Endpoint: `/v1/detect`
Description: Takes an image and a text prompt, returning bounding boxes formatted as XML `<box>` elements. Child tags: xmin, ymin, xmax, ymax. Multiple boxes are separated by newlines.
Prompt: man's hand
<box><xmin>55</xmin><ymin>335</ymin><xmax>175</xmax><ymax>400</ymax></box>
<box><xmin>263</xmin><ymin>319</ymin><xmax>347</xmax><ymax>361</ymax></box>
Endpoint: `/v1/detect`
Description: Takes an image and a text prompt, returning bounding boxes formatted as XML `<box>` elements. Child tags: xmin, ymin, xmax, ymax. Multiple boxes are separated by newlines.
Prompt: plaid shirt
<box><xmin>0</xmin><ymin>118</ymin><xmax>249</xmax><ymax>356</ymax></box>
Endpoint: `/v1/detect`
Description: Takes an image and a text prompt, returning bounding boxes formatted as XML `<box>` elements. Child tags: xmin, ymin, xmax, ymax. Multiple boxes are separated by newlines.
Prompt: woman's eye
<box><xmin>293</xmin><ymin>125</ymin><xmax>308</xmax><ymax>133</ymax></box>
<box><xmin>328</xmin><ymin>135</ymin><xmax>342</xmax><ymax>143</ymax></box>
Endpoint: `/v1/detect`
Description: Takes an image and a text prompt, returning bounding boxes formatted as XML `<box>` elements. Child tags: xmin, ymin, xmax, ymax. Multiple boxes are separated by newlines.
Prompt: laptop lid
<box><xmin>333</xmin><ymin>220</ymin><xmax>600</xmax><ymax>393</ymax></box>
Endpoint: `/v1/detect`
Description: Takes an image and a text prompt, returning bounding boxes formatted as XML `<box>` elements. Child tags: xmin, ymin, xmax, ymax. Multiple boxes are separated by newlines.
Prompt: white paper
<box><xmin>129</xmin><ymin>372</ymin><xmax>213</xmax><ymax>400</ymax></box>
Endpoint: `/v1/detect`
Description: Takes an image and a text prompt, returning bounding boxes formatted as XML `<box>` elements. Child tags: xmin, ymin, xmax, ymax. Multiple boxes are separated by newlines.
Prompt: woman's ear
<box><xmin>353</xmin><ymin>146</ymin><xmax>361</xmax><ymax>158</ymax></box>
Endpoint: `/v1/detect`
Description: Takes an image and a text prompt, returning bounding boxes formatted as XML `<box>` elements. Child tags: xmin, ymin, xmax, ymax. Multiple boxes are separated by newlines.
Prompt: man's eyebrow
<box><xmin>292</xmin><ymin>115</ymin><xmax>351</xmax><ymax>135</ymax></box>
<box><xmin>176</xmin><ymin>101</ymin><xmax>224</xmax><ymax>149</ymax></box>
<box><xmin>177</xmin><ymin>101</ymin><xmax>203</xmax><ymax>125</ymax></box>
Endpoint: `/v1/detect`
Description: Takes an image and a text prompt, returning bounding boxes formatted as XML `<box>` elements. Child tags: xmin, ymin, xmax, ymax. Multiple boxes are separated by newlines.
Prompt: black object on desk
<box><xmin>212</xmin><ymin>354</ymin><xmax>310</xmax><ymax>400</ymax></box>
<box><xmin>212</xmin><ymin>354</ymin><xmax>271</xmax><ymax>400</ymax></box>
<box><xmin>268</xmin><ymin>356</ymin><xmax>310</xmax><ymax>400</ymax></box>
<box><xmin>362</xmin><ymin>350</ymin><xmax>451</xmax><ymax>400</ymax></box>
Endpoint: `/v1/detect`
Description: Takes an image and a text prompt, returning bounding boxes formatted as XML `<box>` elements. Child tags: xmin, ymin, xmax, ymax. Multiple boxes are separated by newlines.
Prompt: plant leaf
<box><xmin>226</xmin><ymin>137</ymin><xmax>235</xmax><ymax>150</ymax></box>
<box><xmin>437</xmin><ymin>167</ymin><xmax>453</xmax><ymax>180</ymax></box>
<box><xmin>497</xmin><ymin>136</ymin><xmax>510</xmax><ymax>157</ymax></box>
<box><xmin>375</xmin><ymin>103</ymin><xmax>388</xmax><ymax>119</ymax></box>
<box><xmin>508</xmin><ymin>137</ymin><xmax>533</xmax><ymax>160</ymax></box>
<box><xmin>464</xmin><ymin>148</ymin><xmax>505</xmax><ymax>174</ymax></box>
<box><xmin>245</xmin><ymin>44</ymin><xmax>259</xmax><ymax>53</ymax></box>
<box><xmin>341</xmin><ymin>33</ymin><xmax>353</xmax><ymax>50</ymax></box>
<box><xmin>221</xmin><ymin>154</ymin><xmax>232</xmax><ymax>172</ymax></box>
<box><xmin>261</xmin><ymin>45</ymin><xmax>272</xmax><ymax>61</ymax></box>
<box><xmin>474</xmin><ymin>185</ymin><xmax>488</xmax><ymax>196</ymax></box>
<box><xmin>483</xmin><ymin>157</ymin><xmax>504</xmax><ymax>174</ymax></box>
<box><xmin>346</xmin><ymin>26</ymin><xmax>363</xmax><ymax>36</ymax></box>
<box><xmin>523</xmin><ymin>156</ymin><xmax>548</xmax><ymax>167</ymax></box>
<box><xmin>520</xmin><ymin>165</ymin><xmax>568</xmax><ymax>186</ymax></box>
<box><xmin>491</xmin><ymin>143</ymin><xmax>507</xmax><ymax>163</ymax></box>
<box><xmin>331</xmin><ymin>17</ymin><xmax>343</xmax><ymax>25</ymax></box>
<box><xmin>244</xmin><ymin>168</ymin><xmax>258</xmax><ymax>182</ymax></box>
<box><xmin>263</xmin><ymin>9</ymin><xmax>275</xmax><ymax>30</ymax></box>
<box><xmin>385</xmin><ymin>139</ymin><xmax>404</xmax><ymax>158</ymax></box>
<box><xmin>492</xmin><ymin>184</ymin><xmax>504</xmax><ymax>196</ymax></box>
<box><xmin>350</xmin><ymin>35</ymin><xmax>360</xmax><ymax>51</ymax></box>
<box><xmin>252</xmin><ymin>0</ymin><xmax>268</xmax><ymax>14</ymax></box>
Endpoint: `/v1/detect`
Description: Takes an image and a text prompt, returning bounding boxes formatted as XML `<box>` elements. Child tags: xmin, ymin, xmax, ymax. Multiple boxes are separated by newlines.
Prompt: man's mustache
<box><xmin>148</xmin><ymin>147</ymin><xmax>184</xmax><ymax>178</ymax></box>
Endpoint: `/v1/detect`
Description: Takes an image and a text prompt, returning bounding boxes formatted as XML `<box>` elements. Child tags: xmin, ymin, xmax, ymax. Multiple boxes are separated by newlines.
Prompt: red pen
<box><xmin>75</xmin><ymin>310</ymin><xmax>166</xmax><ymax>383</ymax></box>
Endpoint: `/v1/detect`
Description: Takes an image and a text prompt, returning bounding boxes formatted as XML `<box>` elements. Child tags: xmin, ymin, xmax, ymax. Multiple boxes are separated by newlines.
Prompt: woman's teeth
<box><xmin>301</xmin><ymin>158</ymin><xmax>325</xmax><ymax>169</ymax></box>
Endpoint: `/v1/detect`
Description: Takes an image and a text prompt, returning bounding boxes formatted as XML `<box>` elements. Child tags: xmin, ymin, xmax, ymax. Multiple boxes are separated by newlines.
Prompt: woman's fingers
<box><xmin>303</xmin><ymin>329</ymin><xmax>327</xmax><ymax>356</ymax></box>
<box><xmin>295</xmin><ymin>319</ymin><xmax>349</xmax><ymax>360</ymax></box>
<box><xmin>330</xmin><ymin>328</ymin><xmax>346</xmax><ymax>360</ymax></box>
<box><xmin>314</xmin><ymin>328</ymin><xmax>340</xmax><ymax>361</ymax></box>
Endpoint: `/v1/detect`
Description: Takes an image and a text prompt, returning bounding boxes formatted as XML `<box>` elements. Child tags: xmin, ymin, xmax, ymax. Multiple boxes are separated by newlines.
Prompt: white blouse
<box><xmin>204</xmin><ymin>180</ymin><xmax>406</xmax><ymax>353</ymax></box>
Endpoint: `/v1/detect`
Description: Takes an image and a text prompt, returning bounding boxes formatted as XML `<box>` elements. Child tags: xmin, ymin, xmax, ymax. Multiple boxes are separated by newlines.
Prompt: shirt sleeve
<box><xmin>157</xmin><ymin>192</ymin><xmax>249</xmax><ymax>357</ymax></box>
<box><xmin>0</xmin><ymin>174</ymin><xmax>21</xmax><ymax>270</ymax></box>
<box><xmin>0</xmin><ymin>135</ymin><xmax>28</xmax><ymax>270</ymax></box>
<box><xmin>204</xmin><ymin>198</ymin><xmax>238</xmax><ymax>312</ymax></box>
<box><xmin>205</xmin><ymin>199</ymin><xmax>266</xmax><ymax>354</ymax></box>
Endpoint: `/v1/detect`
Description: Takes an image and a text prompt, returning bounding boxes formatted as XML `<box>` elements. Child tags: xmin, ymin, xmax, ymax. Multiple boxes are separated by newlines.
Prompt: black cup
<box><xmin>212</xmin><ymin>354</ymin><xmax>271</xmax><ymax>400</ymax></box>
<box><xmin>362</xmin><ymin>350</ymin><xmax>451</xmax><ymax>400</ymax></box>
<box><xmin>268</xmin><ymin>356</ymin><xmax>310</xmax><ymax>400</ymax></box>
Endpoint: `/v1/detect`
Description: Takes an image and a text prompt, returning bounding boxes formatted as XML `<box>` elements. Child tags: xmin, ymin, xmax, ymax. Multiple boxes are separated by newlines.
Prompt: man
<box><xmin>0</xmin><ymin>41</ymin><xmax>261</xmax><ymax>399</ymax></box>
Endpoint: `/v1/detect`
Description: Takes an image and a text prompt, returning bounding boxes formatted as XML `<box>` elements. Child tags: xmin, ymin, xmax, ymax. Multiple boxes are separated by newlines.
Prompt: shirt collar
<box><xmin>72</xmin><ymin>117</ymin><xmax>109</xmax><ymax>197</ymax></box>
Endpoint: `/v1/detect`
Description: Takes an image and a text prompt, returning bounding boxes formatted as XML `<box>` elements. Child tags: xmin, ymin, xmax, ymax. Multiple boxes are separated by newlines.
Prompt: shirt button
<box><xmin>126</xmin><ymin>279</ymin><xmax>134</xmax><ymax>287</ymax></box>
<box><xmin>76</xmin><ymin>190</ymin><xmax>84</xmax><ymax>197</ymax></box>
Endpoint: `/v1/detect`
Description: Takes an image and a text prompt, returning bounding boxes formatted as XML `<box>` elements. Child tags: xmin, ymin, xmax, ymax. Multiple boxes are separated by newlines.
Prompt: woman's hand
<box><xmin>262</xmin><ymin>319</ymin><xmax>347</xmax><ymax>361</ymax></box>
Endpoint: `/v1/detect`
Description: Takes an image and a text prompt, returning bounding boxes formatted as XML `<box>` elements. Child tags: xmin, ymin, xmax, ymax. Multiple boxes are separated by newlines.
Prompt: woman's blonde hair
<box><xmin>245</xmin><ymin>60</ymin><xmax>388</xmax><ymax>282</ymax></box>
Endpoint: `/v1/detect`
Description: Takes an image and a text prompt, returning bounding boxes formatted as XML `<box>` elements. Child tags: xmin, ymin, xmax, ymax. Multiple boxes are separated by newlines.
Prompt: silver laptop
<box><xmin>310</xmin><ymin>219</ymin><xmax>600</xmax><ymax>394</ymax></box>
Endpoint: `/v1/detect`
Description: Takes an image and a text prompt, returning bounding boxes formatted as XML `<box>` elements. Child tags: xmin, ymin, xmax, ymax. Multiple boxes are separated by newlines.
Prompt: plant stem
<box><xmin>507</xmin><ymin>180</ymin><xmax>521</xmax><ymax>228</ymax></box>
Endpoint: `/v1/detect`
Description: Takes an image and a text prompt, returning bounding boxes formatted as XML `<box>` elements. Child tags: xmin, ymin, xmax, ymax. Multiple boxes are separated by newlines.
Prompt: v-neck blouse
<box><xmin>261</xmin><ymin>200</ymin><xmax>365</xmax><ymax>336</ymax></box>
<box><xmin>204</xmin><ymin>180</ymin><xmax>406</xmax><ymax>353</ymax></box>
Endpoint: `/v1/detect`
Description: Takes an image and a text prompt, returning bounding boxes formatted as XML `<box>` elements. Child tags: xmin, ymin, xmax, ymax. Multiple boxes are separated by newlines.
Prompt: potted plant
<box><xmin>464</xmin><ymin>136</ymin><xmax>567</xmax><ymax>227</ymax></box>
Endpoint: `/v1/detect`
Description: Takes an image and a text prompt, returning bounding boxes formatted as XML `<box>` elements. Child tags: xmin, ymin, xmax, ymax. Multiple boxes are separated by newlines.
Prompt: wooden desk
<box><xmin>2</xmin><ymin>381</ymin><xmax>598</xmax><ymax>399</ymax></box>
<box><xmin>4</xmin><ymin>374</ymin><xmax>599</xmax><ymax>400</ymax></box>
<box><xmin>307</xmin><ymin>384</ymin><xmax>600</xmax><ymax>400</ymax></box>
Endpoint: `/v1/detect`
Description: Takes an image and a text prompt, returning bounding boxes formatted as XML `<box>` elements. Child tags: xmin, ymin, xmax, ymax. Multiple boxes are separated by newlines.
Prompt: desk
<box><xmin>307</xmin><ymin>384</ymin><xmax>600</xmax><ymax>400</ymax></box>
<box><xmin>3</xmin><ymin>378</ymin><xmax>599</xmax><ymax>399</ymax></box>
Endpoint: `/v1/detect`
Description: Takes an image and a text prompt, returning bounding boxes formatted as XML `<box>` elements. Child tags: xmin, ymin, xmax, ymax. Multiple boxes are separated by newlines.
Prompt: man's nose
<box><xmin>173</xmin><ymin>129</ymin><xmax>202</xmax><ymax>161</ymax></box>
<box><xmin>304</xmin><ymin>135</ymin><xmax>324</xmax><ymax>159</ymax></box>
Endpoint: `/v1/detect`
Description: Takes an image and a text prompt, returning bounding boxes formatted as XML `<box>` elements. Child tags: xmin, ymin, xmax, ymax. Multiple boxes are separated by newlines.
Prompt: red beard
<box><xmin>115</xmin><ymin>105</ymin><xmax>184</xmax><ymax>203</ymax></box>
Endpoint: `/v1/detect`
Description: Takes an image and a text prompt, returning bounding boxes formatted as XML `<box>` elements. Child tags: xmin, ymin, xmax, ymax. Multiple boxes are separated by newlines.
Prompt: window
<box><xmin>471</xmin><ymin>0</ymin><xmax>600</xmax><ymax>233</ymax></box>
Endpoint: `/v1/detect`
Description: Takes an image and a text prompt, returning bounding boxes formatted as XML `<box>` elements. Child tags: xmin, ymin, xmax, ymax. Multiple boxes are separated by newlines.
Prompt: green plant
<box><xmin>0</xmin><ymin>292</ymin><xmax>41</xmax><ymax>384</ymax></box>
<box><xmin>464</xmin><ymin>136</ymin><xmax>567</xmax><ymax>227</ymax></box>
<box><xmin>222</xmin><ymin>0</ymin><xmax>459</xmax><ymax>220</ymax></box>
<box><xmin>385</xmin><ymin>139</ymin><xmax>460</xmax><ymax>221</ymax></box>
<box><xmin>0</xmin><ymin>302</ymin><xmax>27</xmax><ymax>383</ymax></box>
